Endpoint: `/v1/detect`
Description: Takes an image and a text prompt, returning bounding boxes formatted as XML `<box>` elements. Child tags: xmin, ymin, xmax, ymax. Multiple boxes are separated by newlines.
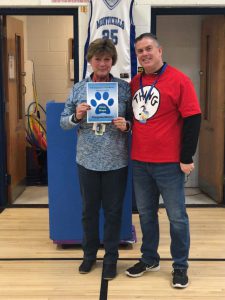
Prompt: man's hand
<box><xmin>180</xmin><ymin>162</ymin><xmax>195</xmax><ymax>175</ymax></box>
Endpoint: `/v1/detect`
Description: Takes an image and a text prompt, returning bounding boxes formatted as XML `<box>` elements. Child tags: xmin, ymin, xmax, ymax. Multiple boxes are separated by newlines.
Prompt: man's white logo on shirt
<box><xmin>132</xmin><ymin>86</ymin><xmax>160</xmax><ymax>122</ymax></box>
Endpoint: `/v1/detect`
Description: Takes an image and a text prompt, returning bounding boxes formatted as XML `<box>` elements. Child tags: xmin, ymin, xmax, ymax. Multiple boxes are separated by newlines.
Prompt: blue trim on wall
<box><xmin>73</xmin><ymin>9</ymin><xmax>79</xmax><ymax>83</ymax></box>
<box><xmin>0</xmin><ymin>7</ymin><xmax>79</xmax><ymax>82</ymax></box>
<box><xmin>82</xmin><ymin>0</ymin><xmax>93</xmax><ymax>79</ymax></box>
<box><xmin>0</xmin><ymin>7</ymin><xmax>78</xmax><ymax>15</ymax></box>
<box><xmin>130</xmin><ymin>0</ymin><xmax>137</xmax><ymax>79</ymax></box>
<box><xmin>0</xmin><ymin>7</ymin><xmax>79</xmax><ymax>206</ymax></box>
<box><xmin>151</xmin><ymin>6</ymin><xmax>225</xmax><ymax>35</ymax></box>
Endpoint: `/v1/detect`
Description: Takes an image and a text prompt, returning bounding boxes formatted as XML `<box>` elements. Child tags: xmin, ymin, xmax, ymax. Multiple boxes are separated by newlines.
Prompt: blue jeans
<box><xmin>133</xmin><ymin>161</ymin><xmax>190</xmax><ymax>269</ymax></box>
<box><xmin>77</xmin><ymin>164</ymin><xmax>128</xmax><ymax>264</ymax></box>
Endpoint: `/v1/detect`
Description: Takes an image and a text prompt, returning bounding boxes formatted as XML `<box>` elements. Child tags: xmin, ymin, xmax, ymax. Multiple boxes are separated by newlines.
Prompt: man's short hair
<box><xmin>135</xmin><ymin>33</ymin><xmax>160</xmax><ymax>47</ymax></box>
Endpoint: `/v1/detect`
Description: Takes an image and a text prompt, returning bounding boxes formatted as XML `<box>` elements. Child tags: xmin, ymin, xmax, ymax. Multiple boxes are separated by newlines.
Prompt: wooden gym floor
<box><xmin>0</xmin><ymin>207</ymin><xmax>225</xmax><ymax>299</ymax></box>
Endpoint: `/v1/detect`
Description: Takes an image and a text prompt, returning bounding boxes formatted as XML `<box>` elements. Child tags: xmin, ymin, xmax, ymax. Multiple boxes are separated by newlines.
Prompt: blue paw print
<box><xmin>90</xmin><ymin>92</ymin><xmax>114</xmax><ymax>114</ymax></box>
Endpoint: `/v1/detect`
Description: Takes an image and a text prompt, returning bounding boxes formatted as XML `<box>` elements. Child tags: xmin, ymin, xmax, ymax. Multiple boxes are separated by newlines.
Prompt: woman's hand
<box><xmin>180</xmin><ymin>162</ymin><xmax>195</xmax><ymax>175</ymax></box>
<box><xmin>75</xmin><ymin>103</ymin><xmax>91</xmax><ymax>120</ymax></box>
<box><xmin>112</xmin><ymin>117</ymin><xmax>128</xmax><ymax>132</ymax></box>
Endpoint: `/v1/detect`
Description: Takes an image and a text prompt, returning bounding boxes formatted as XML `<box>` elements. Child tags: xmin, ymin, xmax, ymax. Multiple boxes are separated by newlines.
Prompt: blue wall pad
<box><xmin>46</xmin><ymin>102</ymin><xmax>133</xmax><ymax>244</ymax></box>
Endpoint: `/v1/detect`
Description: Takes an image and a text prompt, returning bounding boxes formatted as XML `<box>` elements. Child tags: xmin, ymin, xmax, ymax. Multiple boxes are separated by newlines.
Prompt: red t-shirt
<box><xmin>131</xmin><ymin>65</ymin><xmax>201</xmax><ymax>163</ymax></box>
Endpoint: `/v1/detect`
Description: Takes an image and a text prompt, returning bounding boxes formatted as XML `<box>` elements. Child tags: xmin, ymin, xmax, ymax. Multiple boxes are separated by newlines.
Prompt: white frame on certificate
<box><xmin>87</xmin><ymin>82</ymin><xmax>118</xmax><ymax>123</ymax></box>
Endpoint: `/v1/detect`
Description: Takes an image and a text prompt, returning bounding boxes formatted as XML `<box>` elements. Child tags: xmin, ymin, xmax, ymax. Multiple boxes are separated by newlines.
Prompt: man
<box><xmin>125</xmin><ymin>33</ymin><xmax>201</xmax><ymax>288</ymax></box>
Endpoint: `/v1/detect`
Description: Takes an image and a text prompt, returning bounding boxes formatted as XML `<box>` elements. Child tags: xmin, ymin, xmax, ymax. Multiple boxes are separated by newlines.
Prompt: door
<box><xmin>199</xmin><ymin>16</ymin><xmax>225</xmax><ymax>204</ymax></box>
<box><xmin>4</xmin><ymin>16</ymin><xmax>26</xmax><ymax>203</ymax></box>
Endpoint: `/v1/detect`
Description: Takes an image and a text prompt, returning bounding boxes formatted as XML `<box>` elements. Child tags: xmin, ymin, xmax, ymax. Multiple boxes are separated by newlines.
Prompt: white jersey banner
<box><xmin>83</xmin><ymin>0</ymin><xmax>137</xmax><ymax>80</ymax></box>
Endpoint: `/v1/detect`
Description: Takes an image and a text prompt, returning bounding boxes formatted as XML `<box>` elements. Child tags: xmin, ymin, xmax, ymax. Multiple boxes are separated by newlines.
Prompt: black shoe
<box><xmin>79</xmin><ymin>260</ymin><xmax>96</xmax><ymax>274</ymax></box>
<box><xmin>125</xmin><ymin>260</ymin><xmax>160</xmax><ymax>277</ymax></box>
<box><xmin>103</xmin><ymin>263</ymin><xmax>117</xmax><ymax>280</ymax></box>
<box><xmin>172</xmin><ymin>269</ymin><xmax>189</xmax><ymax>288</ymax></box>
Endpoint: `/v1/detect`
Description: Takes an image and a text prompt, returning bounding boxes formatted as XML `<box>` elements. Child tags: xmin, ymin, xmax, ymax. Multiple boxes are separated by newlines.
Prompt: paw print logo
<box><xmin>91</xmin><ymin>92</ymin><xmax>114</xmax><ymax>114</ymax></box>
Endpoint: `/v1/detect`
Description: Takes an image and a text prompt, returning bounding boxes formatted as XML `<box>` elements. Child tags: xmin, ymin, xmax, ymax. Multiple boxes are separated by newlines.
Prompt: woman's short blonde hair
<box><xmin>86</xmin><ymin>38</ymin><xmax>117</xmax><ymax>66</ymax></box>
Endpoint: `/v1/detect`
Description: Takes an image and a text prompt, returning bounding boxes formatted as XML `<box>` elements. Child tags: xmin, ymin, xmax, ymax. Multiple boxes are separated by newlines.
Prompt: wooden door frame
<box><xmin>151</xmin><ymin>7</ymin><xmax>225</xmax><ymax>205</ymax></box>
<box><xmin>0</xmin><ymin>7</ymin><xmax>79</xmax><ymax>207</ymax></box>
<box><xmin>0</xmin><ymin>16</ymin><xmax>7</xmax><ymax>207</ymax></box>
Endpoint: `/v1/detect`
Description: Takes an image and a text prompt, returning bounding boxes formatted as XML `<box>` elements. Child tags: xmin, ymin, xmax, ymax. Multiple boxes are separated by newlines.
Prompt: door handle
<box><xmin>22</xmin><ymin>84</ymin><xmax>26</xmax><ymax>95</ymax></box>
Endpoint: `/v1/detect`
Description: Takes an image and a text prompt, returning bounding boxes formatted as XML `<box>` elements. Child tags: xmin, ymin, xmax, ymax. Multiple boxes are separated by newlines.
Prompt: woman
<box><xmin>60</xmin><ymin>38</ymin><xmax>131</xmax><ymax>280</ymax></box>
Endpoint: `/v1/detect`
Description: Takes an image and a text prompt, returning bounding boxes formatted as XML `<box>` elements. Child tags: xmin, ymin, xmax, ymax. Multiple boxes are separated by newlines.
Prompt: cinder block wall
<box><xmin>26</xmin><ymin>15</ymin><xmax>73</xmax><ymax>107</ymax></box>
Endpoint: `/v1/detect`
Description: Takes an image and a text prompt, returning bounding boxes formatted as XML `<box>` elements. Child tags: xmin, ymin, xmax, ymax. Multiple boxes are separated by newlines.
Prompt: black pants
<box><xmin>77</xmin><ymin>164</ymin><xmax>128</xmax><ymax>264</ymax></box>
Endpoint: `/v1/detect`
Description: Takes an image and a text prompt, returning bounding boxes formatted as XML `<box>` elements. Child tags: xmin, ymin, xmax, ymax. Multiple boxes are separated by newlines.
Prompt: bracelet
<box><xmin>71</xmin><ymin>113</ymin><xmax>81</xmax><ymax>124</ymax></box>
<box><xmin>124</xmin><ymin>121</ymin><xmax>131</xmax><ymax>132</ymax></box>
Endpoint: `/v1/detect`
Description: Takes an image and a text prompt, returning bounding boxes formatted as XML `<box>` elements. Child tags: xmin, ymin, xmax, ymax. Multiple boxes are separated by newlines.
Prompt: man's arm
<box><xmin>180</xmin><ymin>113</ymin><xmax>201</xmax><ymax>164</ymax></box>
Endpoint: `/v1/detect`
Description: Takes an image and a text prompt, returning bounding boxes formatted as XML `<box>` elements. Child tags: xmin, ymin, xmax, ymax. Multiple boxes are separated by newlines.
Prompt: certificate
<box><xmin>87</xmin><ymin>82</ymin><xmax>118</xmax><ymax>123</ymax></box>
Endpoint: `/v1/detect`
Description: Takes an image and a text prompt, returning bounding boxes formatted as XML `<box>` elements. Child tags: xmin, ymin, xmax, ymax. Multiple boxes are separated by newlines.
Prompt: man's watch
<box><xmin>71</xmin><ymin>113</ymin><xmax>81</xmax><ymax>124</ymax></box>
